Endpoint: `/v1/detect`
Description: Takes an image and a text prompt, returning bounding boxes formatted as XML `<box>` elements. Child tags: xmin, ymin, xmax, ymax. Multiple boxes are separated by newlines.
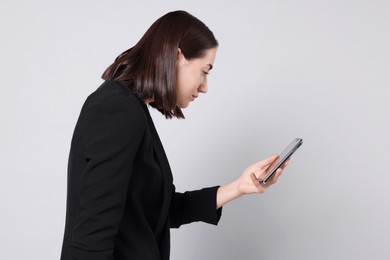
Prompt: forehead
<box><xmin>203</xmin><ymin>48</ymin><xmax>216</xmax><ymax>61</ymax></box>
<box><xmin>197</xmin><ymin>48</ymin><xmax>217</xmax><ymax>66</ymax></box>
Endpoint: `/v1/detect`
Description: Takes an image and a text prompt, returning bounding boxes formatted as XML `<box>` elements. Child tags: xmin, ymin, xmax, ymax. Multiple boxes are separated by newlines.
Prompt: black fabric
<box><xmin>60</xmin><ymin>81</ymin><xmax>222</xmax><ymax>260</ymax></box>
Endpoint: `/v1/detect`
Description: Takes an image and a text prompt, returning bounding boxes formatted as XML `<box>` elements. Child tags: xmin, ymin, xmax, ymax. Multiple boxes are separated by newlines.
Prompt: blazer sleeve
<box><xmin>169</xmin><ymin>185</ymin><xmax>223</xmax><ymax>228</ymax></box>
<box><xmin>68</xmin><ymin>93</ymin><xmax>146</xmax><ymax>260</ymax></box>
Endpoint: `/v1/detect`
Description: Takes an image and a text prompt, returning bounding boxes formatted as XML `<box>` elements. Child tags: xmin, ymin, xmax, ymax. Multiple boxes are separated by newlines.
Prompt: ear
<box><xmin>176</xmin><ymin>48</ymin><xmax>185</xmax><ymax>65</ymax></box>
<box><xmin>177</xmin><ymin>48</ymin><xmax>182</xmax><ymax>61</ymax></box>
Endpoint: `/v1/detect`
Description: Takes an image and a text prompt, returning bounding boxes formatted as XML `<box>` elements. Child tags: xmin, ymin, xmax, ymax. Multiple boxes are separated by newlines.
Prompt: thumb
<box><xmin>254</xmin><ymin>155</ymin><xmax>279</xmax><ymax>169</ymax></box>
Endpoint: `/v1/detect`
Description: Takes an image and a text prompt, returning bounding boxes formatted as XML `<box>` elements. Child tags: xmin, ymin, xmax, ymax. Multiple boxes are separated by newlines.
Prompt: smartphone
<box><xmin>259</xmin><ymin>138</ymin><xmax>303</xmax><ymax>185</ymax></box>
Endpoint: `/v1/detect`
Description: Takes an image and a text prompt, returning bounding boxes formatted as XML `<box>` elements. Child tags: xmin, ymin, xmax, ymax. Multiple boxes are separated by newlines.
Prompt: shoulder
<box><xmin>75</xmin><ymin>81</ymin><xmax>148</xmax><ymax>140</ymax></box>
<box><xmin>86</xmin><ymin>81</ymin><xmax>144</xmax><ymax>112</ymax></box>
<box><xmin>82</xmin><ymin>81</ymin><xmax>147</xmax><ymax>121</ymax></box>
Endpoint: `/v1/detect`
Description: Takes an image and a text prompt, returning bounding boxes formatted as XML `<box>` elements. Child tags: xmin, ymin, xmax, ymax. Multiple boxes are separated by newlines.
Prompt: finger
<box><xmin>254</xmin><ymin>165</ymin><xmax>268</xmax><ymax>179</ymax></box>
<box><xmin>257</xmin><ymin>167</ymin><xmax>270</xmax><ymax>180</ymax></box>
<box><xmin>260</xmin><ymin>168</ymin><xmax>283</xmax><ymax>187</ymax></box>
<box><xmin>270</xmin><ymin>168</ymin><xmax>283</xmax><ymax>184</ymax></box>
<box><xmin>281</xmin><ymin>160</ymin><xmax>290</xmax><ymax>170</ymax></box>
<box><xmin>251</xmin><ymin>172</ymin><xmax>265</xmax><ymax>193</ymax></box>
<box><xmin>254</xmin><ymin>155</ymin><xmax>279</xmax><ymax>169</ymax></box>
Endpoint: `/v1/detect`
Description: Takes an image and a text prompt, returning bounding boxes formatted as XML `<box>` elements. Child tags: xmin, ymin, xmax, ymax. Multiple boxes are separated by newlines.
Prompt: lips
<box><xmin>191</xmin><ymin>95</ymin><xmax>198</xmax><ymax>101</ymax></box>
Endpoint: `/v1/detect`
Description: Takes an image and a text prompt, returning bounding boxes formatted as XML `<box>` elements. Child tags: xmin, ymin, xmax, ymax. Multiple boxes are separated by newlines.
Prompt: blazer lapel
<box><xmin>143</xmin><ymin>106</ymin><xmax>173</xmax><ymax>236</ymax></box>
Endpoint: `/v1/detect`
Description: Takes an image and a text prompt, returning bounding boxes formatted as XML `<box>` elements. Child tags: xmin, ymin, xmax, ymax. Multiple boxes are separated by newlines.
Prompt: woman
<box><xmin>60</xmin><ymin>10</ymin><xmax>287</xmax><ymax>260</ymax></box>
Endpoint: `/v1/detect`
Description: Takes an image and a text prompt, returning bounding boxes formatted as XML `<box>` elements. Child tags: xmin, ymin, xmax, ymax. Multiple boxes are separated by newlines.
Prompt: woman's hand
<box><xmin>216</xmin><ymin>155</ymin><xmax>290</xmax><ymax>209</ymax></box>
<box><xmin>237</xmin><ymin>155</ymin><xmax>289</xmax><ymax>195</ymax></box>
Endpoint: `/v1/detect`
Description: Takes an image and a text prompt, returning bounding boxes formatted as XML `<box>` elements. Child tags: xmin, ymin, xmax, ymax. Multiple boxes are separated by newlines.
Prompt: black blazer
<box><xmin>60</xmin><ymin>81</ymin><xmax>222</xmax><ymax>260</ymax></box>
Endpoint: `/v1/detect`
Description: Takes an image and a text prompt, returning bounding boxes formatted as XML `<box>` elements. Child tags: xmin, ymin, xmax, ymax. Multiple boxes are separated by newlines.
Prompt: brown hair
<box><xmin>102</xmin><ymin>10</ymin><xmax>218</xmax><ymax>119</ymax></box>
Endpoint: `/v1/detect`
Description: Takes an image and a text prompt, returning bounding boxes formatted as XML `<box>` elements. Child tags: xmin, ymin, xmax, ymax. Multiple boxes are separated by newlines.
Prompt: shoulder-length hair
<box><xmin>102</xmin><ymin>10</ymin><xmax>218</xmax><ymax>119</ymax></box>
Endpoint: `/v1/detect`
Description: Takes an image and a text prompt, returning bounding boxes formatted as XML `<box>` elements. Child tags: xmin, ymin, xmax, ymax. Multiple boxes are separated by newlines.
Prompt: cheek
<box><xmin>178</xmin><ymin>71</ymin><xmax>198</xmax><ymax>92</ymax></box>
<box><xmin>187</xmin><ymin>71</ymin><xmax>202</xmax><ymax>90</ymax></box>
<box><xmin>175</xmin><ymin>77</ymin><xmax>189</xmax><ymax>103</ymax></box>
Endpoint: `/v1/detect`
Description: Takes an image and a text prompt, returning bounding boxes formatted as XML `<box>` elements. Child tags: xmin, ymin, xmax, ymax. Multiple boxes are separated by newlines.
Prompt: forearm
<box><xmin>216</xmin><ymin>180</ymin><xmax>243</xmax><ymax>209</ymax></box>
<box><xmin>170</xmin><ymin>186</ymin><xmax>222</xmax><ymax>227</ymax></box>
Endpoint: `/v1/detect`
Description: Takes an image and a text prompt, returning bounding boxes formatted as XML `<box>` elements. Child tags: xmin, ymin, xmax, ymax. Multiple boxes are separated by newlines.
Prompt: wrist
<box><xmin>216</xmin><ymin>180</ymin><xmax>243</xmax><ymax>209</ymax></box>
<box><xmin>231</xmin><ymin>179</ymin><xmax>245</xmax><ymax>198</ymax></box>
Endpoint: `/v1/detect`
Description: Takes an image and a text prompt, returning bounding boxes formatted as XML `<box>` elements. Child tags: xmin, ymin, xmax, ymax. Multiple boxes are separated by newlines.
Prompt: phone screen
<box><xmin>260</xmin><ymin>138</ymin><xmax>303</xmax><ymax>185</ymax></box>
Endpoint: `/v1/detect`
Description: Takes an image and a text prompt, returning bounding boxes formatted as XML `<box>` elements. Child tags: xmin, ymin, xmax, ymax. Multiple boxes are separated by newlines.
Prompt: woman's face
<box><xmin>176</xmin><ymin>48</ymin><xmax>217</xmax><ymax>108</ymax></box>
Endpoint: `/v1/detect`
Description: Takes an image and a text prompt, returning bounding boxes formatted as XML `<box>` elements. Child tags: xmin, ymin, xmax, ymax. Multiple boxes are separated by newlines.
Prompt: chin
<box><xmin>178</xmin><ymin>104</ymin><xmax>189</xmax><ymax>109</ymax></box>
<box><xmin>177</xmin><ymin>101</ymin><xmax>189</xmax><ymax>109</ymax></box>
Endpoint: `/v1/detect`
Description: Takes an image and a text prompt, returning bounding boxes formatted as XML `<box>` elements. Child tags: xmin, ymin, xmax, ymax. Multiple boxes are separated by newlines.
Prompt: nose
<box><xmin>198</xmin><ymin>79</ymin><xmax>208</xmax><ymax>93</ymax></box>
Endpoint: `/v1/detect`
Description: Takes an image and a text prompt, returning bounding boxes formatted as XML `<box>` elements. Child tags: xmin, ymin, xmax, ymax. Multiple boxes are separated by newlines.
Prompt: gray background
<box><xmin>1</xmin><ymin>0</ymin><xmax>389</xmax><ymax>259</ymax></box>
